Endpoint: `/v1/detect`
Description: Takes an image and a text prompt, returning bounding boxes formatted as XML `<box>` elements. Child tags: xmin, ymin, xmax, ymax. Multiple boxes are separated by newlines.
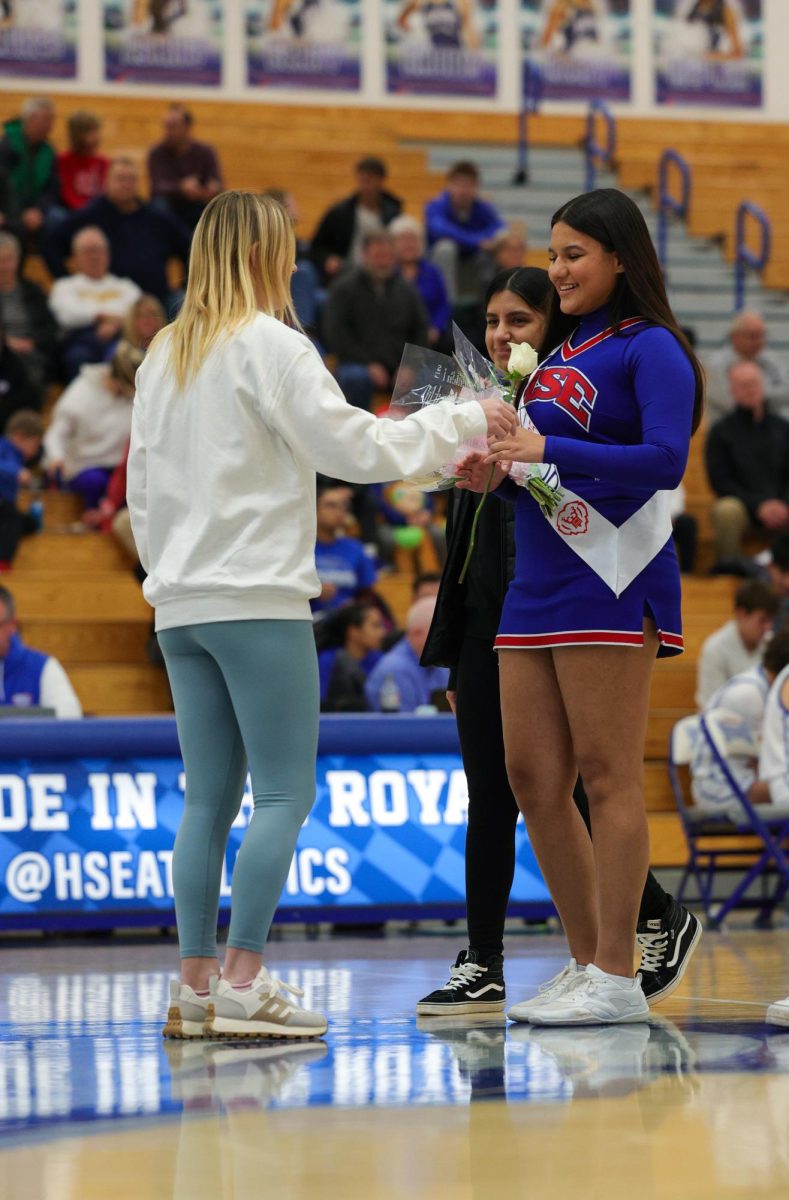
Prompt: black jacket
<box><xmin>0</xmin><ymin>278</ymin><xmax>58</xmax><ymax>376</ymax></box>
<box><xmin>705</xmin><ymin>407</ymin><xmax>789</xmax><ymax>519</ymax></box>
<box><xmin>310</xmin><ymin>190</ymin><xmax>402</xmax><ymax>280</ymax></box>
<box><xmin>421</xmin><ymin>488</ymin><xmax>515</xmax><ymax>685</ymax></box>
<box><xmin>322</xmin><ymin>268</ymin><xmax>428</xmax><ymax>374</ymax></box>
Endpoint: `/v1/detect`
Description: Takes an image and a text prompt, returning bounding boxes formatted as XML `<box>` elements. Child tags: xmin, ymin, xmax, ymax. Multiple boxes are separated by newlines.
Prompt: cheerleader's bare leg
<box><xmin>552</xmin><ymin>621</ymin><xmax>659</xmax><ymax>978</ymax></box>
<box><xmin>499</xmin><ymin>647</ymin><xmax>599</xmax><ymax>967</ymax></box>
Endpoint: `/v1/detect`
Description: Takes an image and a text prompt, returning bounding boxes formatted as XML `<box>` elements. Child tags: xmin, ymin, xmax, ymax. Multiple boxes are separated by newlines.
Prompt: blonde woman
<box><xmin>126</xmin><ymin>191</ymin><xmax>515</xmax><ymax>1041</ymax></box>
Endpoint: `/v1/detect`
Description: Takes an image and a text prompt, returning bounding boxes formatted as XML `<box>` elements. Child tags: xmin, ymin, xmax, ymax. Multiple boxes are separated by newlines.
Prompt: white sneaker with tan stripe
<box><xmin>206</xmin><ymin>966</ymin><xmax>328</xmax><ymax>1040</ymax></box>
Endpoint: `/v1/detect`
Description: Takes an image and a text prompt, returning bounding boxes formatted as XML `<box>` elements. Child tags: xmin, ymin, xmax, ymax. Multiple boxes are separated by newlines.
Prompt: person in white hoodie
<box><xmin>125</xmin><ymin>190</ymin><xmax>515</xmax><ymax>1042</ymax></box>
<box><xmin>44</xmin><ymin>339</ymin><xmax>143</xmax><ymax>508</ymax></box>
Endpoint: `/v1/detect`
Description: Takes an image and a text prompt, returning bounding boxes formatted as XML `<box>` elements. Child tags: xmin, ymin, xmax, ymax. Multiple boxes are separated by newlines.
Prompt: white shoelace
<box><xmin>444</xmin><ymin>961</ymin><xmax>486</xmax><ymax>992</ymax></box>
<box><xmin>256</xmin><ymin>972</ymin><xmax>305</xmax><ymax>1002</ymax></box>
<box><xmin>537</xmin><ymin>963</ymin><xmax>577</xmax><ymax>996</ymax></box>
<box><xmin>636</xmin><ymin>930</ymin><xmax>669</xmax><ymax>975</ymax></box>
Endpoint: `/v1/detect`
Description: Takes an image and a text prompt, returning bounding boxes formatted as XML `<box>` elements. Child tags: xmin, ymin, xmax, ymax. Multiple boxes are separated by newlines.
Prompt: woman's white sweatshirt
<box><xmin>44</xmin><ymin>364</ymin><xmax>133</xmax><ymax>481</ymax></box>
<box><xmin>126</xmin><ymin>313</ymin><xmax>486</xmax><ymax>632</ymax></box>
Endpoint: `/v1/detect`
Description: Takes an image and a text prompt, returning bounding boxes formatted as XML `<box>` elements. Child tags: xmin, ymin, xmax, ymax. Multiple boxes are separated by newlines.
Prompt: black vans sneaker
<box><xmin>416</xmin><ymin>949</ymin><xmax>506</xmax><ymax>1016</ymax></box>
<box><xmin>637</xmin><ymin>898</ymin><xmax>702</xmax><ymax>1005</ymax></box>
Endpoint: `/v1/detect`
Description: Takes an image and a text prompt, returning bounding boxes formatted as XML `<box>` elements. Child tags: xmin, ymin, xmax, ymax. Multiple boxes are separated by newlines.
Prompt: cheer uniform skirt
<box><xmin>495</xmin><ymin>497</ymin><xmax>684</xmax><ymax>659</ymax></box>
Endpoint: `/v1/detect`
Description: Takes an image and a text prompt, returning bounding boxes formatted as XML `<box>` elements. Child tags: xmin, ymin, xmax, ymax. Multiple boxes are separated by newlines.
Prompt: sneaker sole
<box><xmin>766</xmin><ymin>1003</ymin><xmax>789</xmax><ymax>1027</ymax></box>
<box><xmin>162</xmin><ymin>1004</ymin><xmax>213</xmax><ymax>1040</ymax></box>
<box><xmin>206</xmin><ymin>1015</ymin><xmax>328</xmax><ymax>1040</ymax></box>
<box><xmin>528</xmin><ymin>1007</ymin><xmax>650</xmax><ymax>1027</ymax></box>
<box><xmin>416</xmin><ymin>999</ymin><xmax>506</xmax><ymax>1016</ymax></box>
<box><xmin>643</xmin><ymin>920</ymin><xmax>703</xmax><ymax>1006</ymax></box>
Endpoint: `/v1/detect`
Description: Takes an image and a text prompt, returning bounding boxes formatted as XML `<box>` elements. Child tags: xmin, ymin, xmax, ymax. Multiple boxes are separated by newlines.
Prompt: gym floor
<box><xmin>1</xmin><ymin>927</ymin><xmax>788</xmax><ymax>1199</ymax></box>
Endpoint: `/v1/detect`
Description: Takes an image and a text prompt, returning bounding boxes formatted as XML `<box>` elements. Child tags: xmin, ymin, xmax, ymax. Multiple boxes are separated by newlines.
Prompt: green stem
<box><xmin>458</xmin><ymin>464</ymin><xmax>496</xmax><ymax>585</ymax></box>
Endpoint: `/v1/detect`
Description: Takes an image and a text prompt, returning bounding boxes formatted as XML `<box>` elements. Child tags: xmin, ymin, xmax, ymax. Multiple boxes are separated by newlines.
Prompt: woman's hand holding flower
<box><xmin>486</xmin><ymin>428</ymin><xmax>546</xmax><ymax>465</ymax></box>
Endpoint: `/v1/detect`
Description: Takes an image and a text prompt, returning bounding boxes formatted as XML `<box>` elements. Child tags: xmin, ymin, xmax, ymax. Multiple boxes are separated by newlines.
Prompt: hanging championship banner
<box><xmin>653</xmin><ymin>0</ymin><xmax>763</xmax><ymax>108</ymax></box>
<box><xmin>0</xmin><ymin>0</ymin><xmax>78</xmax><ymax>80</ymax></box>
<box><xmin>103</xmin><ymin>0</ymin><xmax>223</xmax><ymax>87</ymax></box>
<box><xmin>246</xmin><ymin>0</ymin><xmax>362</xmax><ymax>91</ymax></box>
<box><xmin>384</xmin><ymin>0</ymin><xmax>498</xmax><ymax>98</ymax></box>
<box><xmin>519</xmin><ymin>0</ymin><xmax>632</xmax><ymax>102</ymax></box>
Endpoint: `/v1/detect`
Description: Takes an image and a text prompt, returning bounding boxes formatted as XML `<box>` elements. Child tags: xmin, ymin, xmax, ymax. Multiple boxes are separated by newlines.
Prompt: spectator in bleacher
<box><xmin>691</xmin><ymin>628</ymin><xmax>789</xmax><ymax>822</ymax></box>
<box><xmin>0</xmin><ymin>232</ymin><xmax>57</xmax><ymax>392</ymax></box>
<box><xmin>705</xmin><ymin>311</ymin><xmax>789</xmax><ymax>424</ymax></box>
<box><xmin>310</xmin><ymin>156</ymin><xmax>403</xmax><ymax>285</ymax></box>
<box><xmin>413</xmin><ymin>571</ymin><xmax>441</xmax><ymax>601</ymax></box>
<box><xmin>0</xmin><ymin>584</ymin><xmax>82</xmax><ymax>716</ymax></box>
<box><xmin>0</xmin><ymin>97</ymin><xmax>58</xmax><ymax>248</ymax></box>
<box><xmin>120</xmin><ymin>293</ymin><xmax>166</xmax><ymax>352</ymax></box>
<box><xmin>263</xmin><ymin>188</ymin><xmax>322</xmax><ymax>339</ymax></box>
<box><xmin>80</xmin><ymin>438</ymin><xmax>140</xmax><ymax>573</ymax></box>
<box><xmin>425</xmin><ymin>161</ymin><xmax>506</xmax><ymax>305</ymax></box>
<box><xmin>323</xmin><ymin>229</ymin><xmax>429</xmax><ymax>411</ymax></box>
<box><xmin>313</xmin><ymin>480</ymin><xmax>378</xmax><ymax>614</ymax></box>
<box><xmin>0</xmin><ymin>409</ymin><xmax>43</xmax><ymax>569</ymax></box>
<box><xmin>48</xmin><ymin>226</ymin><xmax>142</xmax><ymax>381</ymax></box>
<box><xmin>371</xmin><ymin>479</ymin><xmax>447</xmax><ymax>568</ymax></box>
<box><xmin>696</xmin><ymin>578</ymin><xmax>779</xmax><ymax>707</ymax></box>
<box><xmin>43</xmin><ymin>157</ymin><xmax>191</xmax><ymax>310</ymax></box>
<box><xmin>669</xmin><ymin>483</ymin><xmax>698</xmax><ymax>574</ymax></box>
<box><xmin>365</xmin><ymin>596</ymin><xmax>449</xmax><ymax>713</ymax></box>
<box><xmin>147</xmin><ymin>104</ymin><xmax>223</xmax><ymax>234</ymax></box>
<box><xmin>389</xmin><ymin>214</ymin><xmax>451</xmax><ymax>349</ymax></box>
<box><xmin>706</xmin><ymin>361</ymin><xmax>789</xmax><ymax>565</ymax></box>
<box><xmin>43</xmin><ymin>339</ymin><xmax>142</xmax><ymax>510</ymax></box>
<box><xmin>318</xmin><ymin>602</ymin><xmax>386</xmax><ymax>713</ymax></box>
<box><xmin>0</xmin><ymin>322</ymin><xmax>44</xmax><ymax>420</ymax></box>
<box><xmin>55</xmin><ymin>110</ymin><xmax>109</xmax><ymax>214</ymax></box>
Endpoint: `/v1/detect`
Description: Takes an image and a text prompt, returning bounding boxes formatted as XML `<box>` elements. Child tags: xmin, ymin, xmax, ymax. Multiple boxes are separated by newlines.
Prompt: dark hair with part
<box><xmin>734</xmin><ymin>578</ymin><xmax>779</xmax><ymax>617</ymax></box>
<box><xmin>543</xmin><ymin>189</ymin><xmax>704</xmax><ymax>433</ymax></box>
<box><xmin>763</xmin><ymin>627</ymin><xmax>789</xmax><ymax>677</ymax></box>
<box><xmin>484</xmin><ymin>266</ymin><xmax>552</xmax><ymax>348</ymax></box>
<box><xmin>356</xmin><ymin>156</ymin><xmax>387</xmax><ymax>178</ymax></box>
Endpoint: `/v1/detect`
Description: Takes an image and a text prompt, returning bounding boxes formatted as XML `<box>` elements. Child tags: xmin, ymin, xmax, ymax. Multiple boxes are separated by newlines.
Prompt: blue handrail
<box><xmin>657</xmin><ymin>149</ymin><xmax>692</xmax><ymax>276</ymax></box>
<box><xmin>514</xmin><ymin>60</ymin><xmax>543</xmax><ymax>185</ymax></box>
<box><xmin>735</xmin><ymin>201</ymin><xmax>771</xmax><ymax>311</ymax></box>
<box><xmin>584</xmin><ymin>101</ymin><xmax>616</xmax><ymax>193</ymax></box>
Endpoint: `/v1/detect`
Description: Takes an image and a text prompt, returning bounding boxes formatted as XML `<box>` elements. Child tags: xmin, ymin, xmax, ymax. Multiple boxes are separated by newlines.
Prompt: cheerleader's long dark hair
<box><xmin>542</xmin><ymin>188</ymin><xmax>705</xmax><ymax>433</ymax></box>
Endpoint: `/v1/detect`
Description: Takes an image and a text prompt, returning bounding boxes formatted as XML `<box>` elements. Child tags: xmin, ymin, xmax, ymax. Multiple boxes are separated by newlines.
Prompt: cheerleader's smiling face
<box><xmin>548</xmin><ymin>221</ymin><xmax>623</xmax><ymax>316</ymax></box>
<box><xmin>485</xmin><ymin>289</ymin><xmax>546</xmax><ymax>372</ymax></box>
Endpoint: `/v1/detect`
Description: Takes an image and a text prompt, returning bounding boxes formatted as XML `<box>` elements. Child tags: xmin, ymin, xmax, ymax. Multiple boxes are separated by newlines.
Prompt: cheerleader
<box><xmin>126</xmin><ymin>192</ymin><xmax>515</xmax><ymax>1041</ymax></box>
<box><xmin>461</xmin><ymin>189</ymin><xmax>703</xmax><ymax>1025</ymax></box>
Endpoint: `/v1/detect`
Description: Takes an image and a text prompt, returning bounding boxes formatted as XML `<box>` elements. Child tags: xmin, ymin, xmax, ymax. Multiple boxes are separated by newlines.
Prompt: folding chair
<box><xmin>668</xmin><ymin>712</ymin><xmax>789</xmax><ymax>928</ymax></box>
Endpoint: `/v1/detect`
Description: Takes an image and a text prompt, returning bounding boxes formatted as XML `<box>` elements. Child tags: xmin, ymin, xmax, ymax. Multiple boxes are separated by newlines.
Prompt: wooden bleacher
<box><xmin>2</xmin><ymin>90</ymin><xmax>764</xmax><ymax>866</ymax></box>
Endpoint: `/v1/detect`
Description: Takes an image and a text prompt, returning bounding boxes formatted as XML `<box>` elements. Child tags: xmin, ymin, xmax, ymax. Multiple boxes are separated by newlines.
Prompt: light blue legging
<box><xmin>158</xmin><ymin>619</ymin><xmax>319</xmax><ymax>958</ymax></box>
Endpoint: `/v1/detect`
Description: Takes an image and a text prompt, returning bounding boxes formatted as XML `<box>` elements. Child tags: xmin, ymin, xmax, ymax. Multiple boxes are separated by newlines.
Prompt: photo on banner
<box><xmin>653</xmin><ymin>0</ymin><xmax>763</xmax><ymax>108</ymax></box>
<box><xmin>384</xmin><ymin>0</ymin><xmax>498</xmax><ymax>99</ymax></box>
<box><xmin>245</xmin><ymin>0</ymin><xmax>362</xmax><ymax>91</ymax></box>
<box><xmin>0</xmin><ymin>0</ymin><xmax>78</xmax><ymax>80</ymax></box>
<box><xmin>519</xmin><ymin>0</ymin><xmax>632</xmax><ymax>102</ymax></box>
<box><xmin>103</xmin><ymin>0</ymin><xmax>223</xmax><ymax>87</ymax></box>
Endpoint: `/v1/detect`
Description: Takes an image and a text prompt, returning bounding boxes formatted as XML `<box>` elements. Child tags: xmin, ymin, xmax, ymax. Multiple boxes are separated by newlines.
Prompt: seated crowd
<box><xmin>5</xmin><ymin>93</ymin><xmax>789</xmax><ymax>723</ymax></box>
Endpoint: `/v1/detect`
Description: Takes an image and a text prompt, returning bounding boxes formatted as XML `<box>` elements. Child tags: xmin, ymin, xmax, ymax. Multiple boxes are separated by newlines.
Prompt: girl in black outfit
<box><xmin>417</xmin><ymin>267</ymin><xmax>699</xmax><ymax>1019</ymax></box>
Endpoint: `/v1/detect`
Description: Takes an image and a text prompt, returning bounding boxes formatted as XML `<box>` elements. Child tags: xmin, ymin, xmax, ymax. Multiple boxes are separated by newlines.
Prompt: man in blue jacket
<box><xmin>425</xmin><ymin>161</ymin><xmax>505</xmax><ymax>306</ymax></box>
<box><xmin>0</xmin><ymin>585</ymin><xmax>82</xmax><ymax>716</ymax></box>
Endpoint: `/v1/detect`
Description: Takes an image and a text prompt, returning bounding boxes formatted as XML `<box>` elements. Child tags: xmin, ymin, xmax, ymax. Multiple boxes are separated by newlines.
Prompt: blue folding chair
<box><xmin>668</xmin><ymin>712</ymin><xmax>789</xmax><ymax>929</ymax></box>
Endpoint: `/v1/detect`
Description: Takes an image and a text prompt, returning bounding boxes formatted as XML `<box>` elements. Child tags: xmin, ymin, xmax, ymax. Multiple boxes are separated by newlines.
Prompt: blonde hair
<box><xmin>156</xmin><ymin>191</ymin><xmax>298</xmax><ymax>390</ymax></box>
<box><xmin>123</xmin><ymin>293</ymin><xmax>166</xmax><ymax>348</ymax></box>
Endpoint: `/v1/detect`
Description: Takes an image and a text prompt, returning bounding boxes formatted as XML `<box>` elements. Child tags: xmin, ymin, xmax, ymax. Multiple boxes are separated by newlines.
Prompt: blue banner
<box><xmin>0</xmin><ymin>718</ymin><xmax>550</xmax><ymax>928</ymax></box>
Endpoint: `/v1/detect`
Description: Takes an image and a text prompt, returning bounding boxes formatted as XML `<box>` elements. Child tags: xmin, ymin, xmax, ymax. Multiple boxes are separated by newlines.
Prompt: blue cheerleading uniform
<box><xmin>495</xmin><ymin>306</ymin><xmax>695</xmax><ymax>659</ymax></box>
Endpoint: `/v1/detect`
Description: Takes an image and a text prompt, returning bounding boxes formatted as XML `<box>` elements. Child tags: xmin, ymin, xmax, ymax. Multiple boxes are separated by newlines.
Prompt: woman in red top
<box><xmin>57</xmin><ymin>112</ymin><xmax>109</xmax><ymax>212</ymax></box>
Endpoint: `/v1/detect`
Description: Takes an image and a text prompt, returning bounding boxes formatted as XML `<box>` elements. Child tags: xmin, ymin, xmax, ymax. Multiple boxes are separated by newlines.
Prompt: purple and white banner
<box><xmin>520</xmin><ymin>0</ymin><xmax>632</xmax><ymax>103</ymax></box>
<box><xmin>384</xmin><ymin>0</ymin><xmax>498</xmax><ymax>99</ymax></box>
<box><xmin>0</xmin><ymin>0</ymin><xmax>78</xmax><ymax>80</ymax></box>
<box><xmin>104</xmin><ymin>0</ymin><xmax>223</xmax><ymax>88</ymax></box>
<box><xmin>653</xmin><ymin>0</ymin><xmax>763</xmax><ymax>108</ymax></box>
<box><xmin>246</xmin><ymin>0</ymin><xmax>362</xmax><ymax>91</ymax></box>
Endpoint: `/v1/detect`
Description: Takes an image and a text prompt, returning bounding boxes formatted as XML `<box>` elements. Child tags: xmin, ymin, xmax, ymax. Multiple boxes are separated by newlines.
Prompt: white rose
<box><xmin>507</xmin><ymin>342</ymin><xmax>539</xmax><ymax>378</ymax></box>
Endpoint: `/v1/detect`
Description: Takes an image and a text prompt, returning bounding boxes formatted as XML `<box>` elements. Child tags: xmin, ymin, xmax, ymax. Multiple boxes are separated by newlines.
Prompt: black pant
<box><xmin>455</xmin><ymin>634</ymin><xmax>670</xmax><ymax>956</ymax></box>
<box><xmin>0</xmin><ymin>500</ymin><xmax>36</xmax><ymax>563</ymax></box>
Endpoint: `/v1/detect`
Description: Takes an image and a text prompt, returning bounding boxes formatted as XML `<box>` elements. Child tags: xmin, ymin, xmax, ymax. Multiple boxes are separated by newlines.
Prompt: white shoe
<box><xmin>766</xmin><ymin>995</ymin><xmax>789</xmax><ymax>1027</ymax></box>
<box><xmin>506</xmin><ymin>959</ymin><xmax>583</xmax><ymax>1023</ymax></box>
<box><xmin>163</xmin><ymin>979</ymin><xmax>213</xmax><ymax>1039</ymax></box>
<box><xmin>528</xmin><ymin>964</ymin><xmax>650</xmax><ymax>1026</ymax></box>
<box><xmin>206</xmin><ymin>966</ymin><xmax>328</xmax><ymax>1040</ymax></box>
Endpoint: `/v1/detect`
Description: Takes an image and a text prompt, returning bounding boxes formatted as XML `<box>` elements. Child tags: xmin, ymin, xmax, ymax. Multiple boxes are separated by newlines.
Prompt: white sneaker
<box><xmin>163</xmin><ymin>979</ymin><xmax>213</xmax><ymax>1039</ymax></box>
<box><xmin>506</xmin><ymin>959</ymin><xmax>583</xmax><ymax>1023</ymax></box>
<box><xmin>528</xmin><ymin>964</ymin><xmax>650</xmax><ymax>1026</ymax></box>
<box><xmin>766</xmin><ymin>995</ymin><xmax>789</xmax><ymax>1027</ymax></box>
<box><xmin>206</xmin><ymin>966</ymin><xmax>328</xmax><ymax>1040</ymax></box>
